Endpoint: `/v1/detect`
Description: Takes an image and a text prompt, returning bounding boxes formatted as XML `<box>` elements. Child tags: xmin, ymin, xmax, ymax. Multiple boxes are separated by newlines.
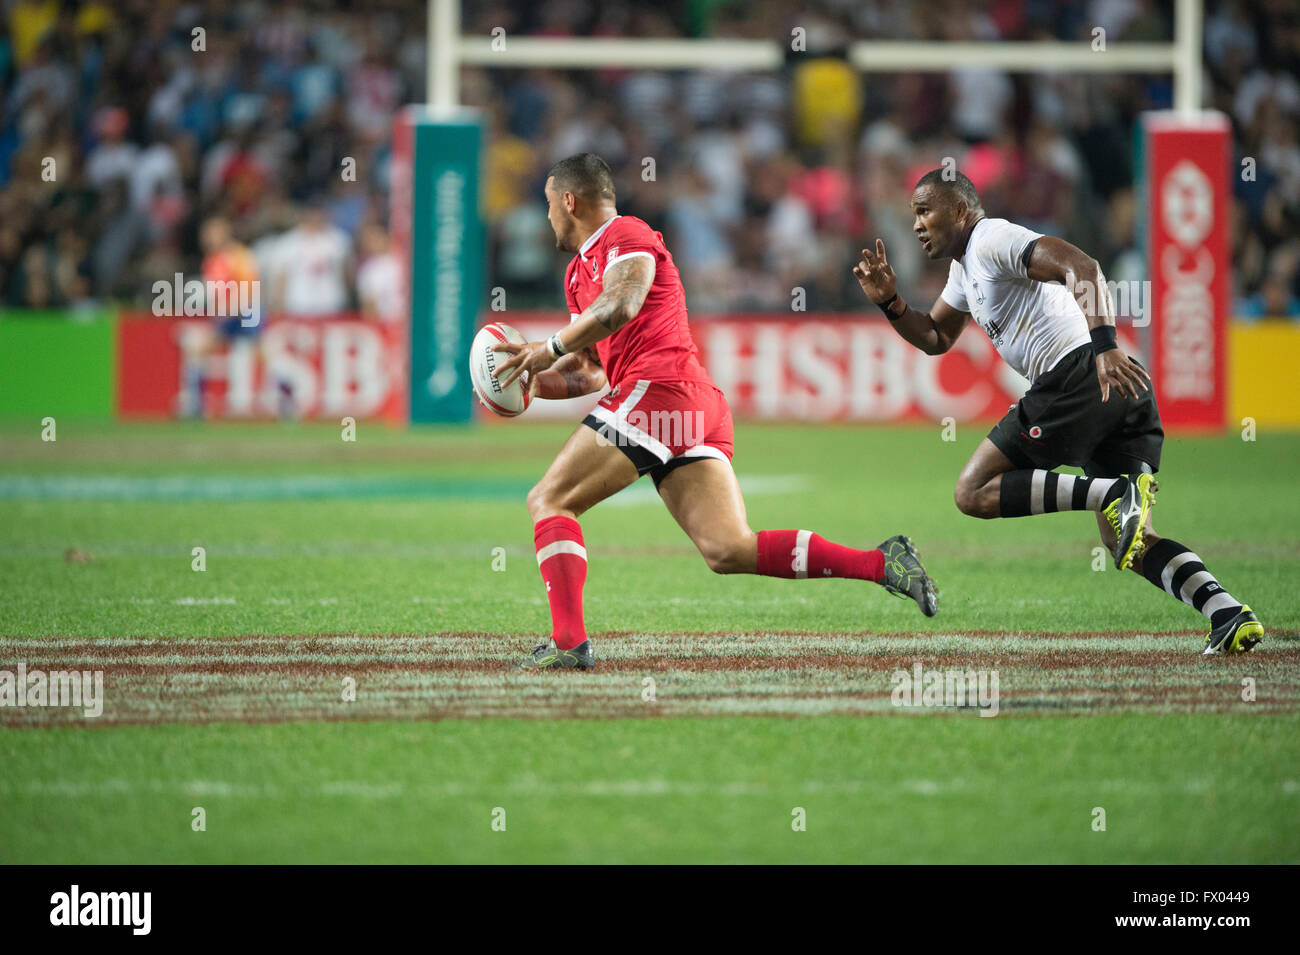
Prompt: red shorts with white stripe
<box><xmin>582</xmin><ymin>378</ymin><xmax>734</xmax><ymax>486</ymax></box>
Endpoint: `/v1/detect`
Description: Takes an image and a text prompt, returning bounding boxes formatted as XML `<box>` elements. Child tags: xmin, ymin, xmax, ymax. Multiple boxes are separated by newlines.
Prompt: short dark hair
<box><xmin>914</xmin><ymin>168</ymin><xmax>982</xmax><ymax>212</ymax></box>
<box><xmin>548</xmin><ymin>153</ymin><xmax>616</xmax><ymax>202</ymax></box>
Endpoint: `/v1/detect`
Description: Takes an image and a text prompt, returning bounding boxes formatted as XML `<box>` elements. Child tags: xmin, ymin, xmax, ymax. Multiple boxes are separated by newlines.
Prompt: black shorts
<box><xmin>987</xmin><ymin>344</ymin><xmax>1163</xmax><ymax>479</ymax></box>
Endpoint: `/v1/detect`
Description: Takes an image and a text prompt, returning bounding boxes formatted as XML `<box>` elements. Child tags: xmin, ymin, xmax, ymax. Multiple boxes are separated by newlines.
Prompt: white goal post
<box><xmin>429</xmin><ymin>0</ymin><xmax>1204</xmax><ymax>114</ymax></box>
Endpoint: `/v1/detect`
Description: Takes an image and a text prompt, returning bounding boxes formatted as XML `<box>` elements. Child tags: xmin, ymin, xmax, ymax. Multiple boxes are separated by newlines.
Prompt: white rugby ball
<box><xmin>469</xmin><ymin>322</ymin><xmax>532</xmax><ymax>417</ymax></box>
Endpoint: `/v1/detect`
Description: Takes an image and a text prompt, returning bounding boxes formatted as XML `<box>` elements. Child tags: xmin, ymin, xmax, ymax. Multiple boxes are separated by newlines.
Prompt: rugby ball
<box><xmin>469</xmin><ymin>322</ymin><xmax>532</xmax><ymax>417</ymax></box>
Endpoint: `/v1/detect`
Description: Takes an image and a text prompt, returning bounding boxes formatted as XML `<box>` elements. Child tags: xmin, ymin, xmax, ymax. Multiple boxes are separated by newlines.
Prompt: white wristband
<box><xmin>547</xmin><ymin>333</ymin><xmax>567</xmax><ymax>359</ymax></box>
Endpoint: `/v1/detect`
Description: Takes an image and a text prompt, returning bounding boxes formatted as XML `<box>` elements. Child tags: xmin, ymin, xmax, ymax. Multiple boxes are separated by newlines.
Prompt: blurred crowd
<box><xmin>1</xmin><ymin>0</ymin><xmax>1297</xmax><ymax>319</ymax></box>
<box><xmin>0</xmin><ymin>0</ymin><xmax>422</xmax><ymax>318</ymax></box>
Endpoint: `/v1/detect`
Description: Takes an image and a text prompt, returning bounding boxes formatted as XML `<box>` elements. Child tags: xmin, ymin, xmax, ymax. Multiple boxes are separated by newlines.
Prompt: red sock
<box><xmin>756</xmin><ymin>529</ymin><xmax>884</xmax><ymax>582</ymax></box>
<box><xmin>534</xmin><ymin>515</ymin><xmax>588</xmax><ymax>650</ymax></box>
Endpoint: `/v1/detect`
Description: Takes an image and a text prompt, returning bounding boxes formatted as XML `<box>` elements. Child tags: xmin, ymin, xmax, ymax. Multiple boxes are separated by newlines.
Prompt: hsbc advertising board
<box><xmin>114</xmin><ymin>309</ymin><xmax>1144</xmax><ymax>426</ymax></box>
<box><xmin>116</xmin><ymin>313</ymin><xmax>408</xmax><ymax>422</ymax></box>
<box><xmin>1143</xmin><ymin>112</ymin><xmax>1230</xmax><ymax>428</ymax></box>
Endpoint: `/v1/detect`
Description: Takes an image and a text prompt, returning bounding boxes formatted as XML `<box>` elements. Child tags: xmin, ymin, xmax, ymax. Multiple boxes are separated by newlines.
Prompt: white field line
<box><xmin>0</xmin><ymin>475</ymin><xmax>809</xmax><ymax>560</ymax></box>
<box><xmin>0</xmin><ymin>633</ymin><xmax>1215</xmax><ymax>654</ymax></box>
<box><xmin>0</xmin><ymin>542</ymin><xmax>537</xmax><ymax>559</ymax></box>
<box><xmin>1</xmin><ymin>775</ymin><xmax>1260</xmax><ymax>800</ymax></box>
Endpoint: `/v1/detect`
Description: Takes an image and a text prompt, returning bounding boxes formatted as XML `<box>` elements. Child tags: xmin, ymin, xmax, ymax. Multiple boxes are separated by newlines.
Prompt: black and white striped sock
<box><xmin>998</xmin><ymin>470</ymin><xmax>1125</xmax><ymax>518</ymax></box>
<box><xmin>1140</xmin><ymin>538</ymin><xmax>1243</xmax><ymax>628</ymax></box>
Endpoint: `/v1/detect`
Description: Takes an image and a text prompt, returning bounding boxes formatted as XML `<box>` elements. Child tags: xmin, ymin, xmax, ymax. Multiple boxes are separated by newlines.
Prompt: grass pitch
<box><xmin>1</xmin><ymin>420</ymin><xmax>1297</xmax><ymax>862</ymax></box>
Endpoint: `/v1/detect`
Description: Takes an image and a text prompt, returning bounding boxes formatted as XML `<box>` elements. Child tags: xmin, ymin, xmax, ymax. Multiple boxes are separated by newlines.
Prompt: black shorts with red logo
<box><xmin>987</xmin><ymin>344</ymin><xmax>1164</xmax><ymax>478</ymax></box>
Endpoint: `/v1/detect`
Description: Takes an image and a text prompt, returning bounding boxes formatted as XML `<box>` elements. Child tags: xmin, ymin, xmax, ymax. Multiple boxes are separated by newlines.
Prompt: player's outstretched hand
<box><xmin>492</xmin><ymin>340</ymin><xmax>555</xmax><ymax>390</ymax></box>
<box><xmin>1095</xmin><ymin>347</ymin><xmax>1152</xmax><ymax>402</ymax></box>
<box><xmin>852</xmin><ymin>239</ymin><xmax>897</xmax><ymax>305</ymax></box>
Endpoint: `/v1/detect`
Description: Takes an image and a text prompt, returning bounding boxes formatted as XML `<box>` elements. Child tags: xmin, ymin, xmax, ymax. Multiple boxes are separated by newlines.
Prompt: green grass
<box><xmin>2</xmin><ymin>715</ymin><xmax>1295</xmax><ymax>864</ymax></box>
<box><xmin>2</xmin><ymin>422</ymin><xmax>1297</xmax><ymax>637</ymax></box>
<box><xmin>1</xmin><ymin>421</ymin><xmax>1298</xmax><ymax>862</ymax></box>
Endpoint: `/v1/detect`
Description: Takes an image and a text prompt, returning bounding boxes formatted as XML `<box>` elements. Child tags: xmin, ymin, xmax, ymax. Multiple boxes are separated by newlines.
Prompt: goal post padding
<box><xmin>393</xmin><ymin>106</ymin><xmax>484</xmax><ymax>424</ymax></box>
<box><xmin>1140</xmin><ymin>111</ymin><xmax>1230</xmax><ymax>429</ymax></box>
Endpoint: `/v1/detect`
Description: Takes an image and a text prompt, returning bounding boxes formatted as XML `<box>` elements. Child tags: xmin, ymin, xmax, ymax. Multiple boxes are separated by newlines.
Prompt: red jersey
<box><xmin>564</xmin><ymin>215</ymin><xmax>712</xmax><ymax>387</ymax></box>
<box><xmin>202</xmin><ymin>244</ymin><xmax>259</xmax><ymax>286</ymax></box>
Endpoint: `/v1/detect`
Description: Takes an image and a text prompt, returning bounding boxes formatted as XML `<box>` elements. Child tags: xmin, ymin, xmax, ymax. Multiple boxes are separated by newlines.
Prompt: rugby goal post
<box><xmin>411</xmin><ymin>0</ymin><xmax>1225</xmax><ymax>428</ymax></box>
<box><xmin>428</xmin><ymin>0</ymin><xmax>1205</xmax><ymax>112</ymax></box>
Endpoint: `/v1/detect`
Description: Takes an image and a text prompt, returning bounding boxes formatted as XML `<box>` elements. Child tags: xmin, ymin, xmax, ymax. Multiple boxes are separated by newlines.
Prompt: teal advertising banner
<box><xmin>404</xmin><ymin>110</ymin><xmax>484</xmax><ymax>423</ymax></box>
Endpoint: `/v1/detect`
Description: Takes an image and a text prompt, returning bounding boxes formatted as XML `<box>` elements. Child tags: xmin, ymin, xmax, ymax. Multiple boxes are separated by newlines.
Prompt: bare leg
<box><xmin>953</xmin><ymin>439</ymin><xmax>1018</xmax><ymax>519</ymax></box>
<box><xmin>527</xmin><ymin>423</ymin><xmax>640</xmax><ymax>522</ymax></box>
<box><xmin>656</xmin><ymin>458</ymin><xmax>757</xmax><ymax>573</ymax></box>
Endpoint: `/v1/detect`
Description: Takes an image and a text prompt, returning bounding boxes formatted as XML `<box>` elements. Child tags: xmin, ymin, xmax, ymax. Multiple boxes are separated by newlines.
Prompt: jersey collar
<box><xmin>956</xmin><ymin>216</ymin><xmax>987</xmax><ymax>264</ymax></box>
<box><xmin>578</xmin><ymin>215</ymin><xmax>620</xmax><ymax>262</ymax></box>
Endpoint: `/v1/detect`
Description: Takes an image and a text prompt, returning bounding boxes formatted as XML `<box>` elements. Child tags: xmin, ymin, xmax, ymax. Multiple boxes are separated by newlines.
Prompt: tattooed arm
<box><xmin>529</xmin><ymin>347</ymin><xmax>607</xmax><ymax>399</ymax></box>
<box><xmin>560</xmin><ymin>253</ymin><xmax>656</xmax><ymax>351</ymax></box>
<box><xmin>493</xmin><ymin>254</ymin><xmax>655</xmax><ymax>390</ymax></box>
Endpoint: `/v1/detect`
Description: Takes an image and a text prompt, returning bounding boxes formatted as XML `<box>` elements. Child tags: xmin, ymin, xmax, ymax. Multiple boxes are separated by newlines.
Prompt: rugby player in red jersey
<box><xmin>492</xmin><ymin>153</ymin><xmax>938</xmax><ymax>670</ymax></box>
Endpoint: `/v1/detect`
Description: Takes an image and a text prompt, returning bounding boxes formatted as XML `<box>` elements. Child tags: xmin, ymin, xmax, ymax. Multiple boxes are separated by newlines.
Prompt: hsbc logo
<box><xmin>1158</xmin><ymin>158</ymin><xmax>1215</xmax><ymax>401</ymax></box>
<box><xmin>1161</xmin><ymin>161</ymin><xmax>1213</xmax><ymax>247</ymax></box>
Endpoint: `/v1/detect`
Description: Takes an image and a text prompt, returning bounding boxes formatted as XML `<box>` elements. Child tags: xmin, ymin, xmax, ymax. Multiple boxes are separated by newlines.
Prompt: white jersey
<box><xmin>940</xmin><ymin>218</ymin><xmax>1090</xmax><ymax>383</ymax></box>
<box><xmin>357</xmin><ymin>252</ymin><xmax>404</xmax><ymax>322</ymax></box>
<box><xmin>278</xmin><ymin>226</ymin><xmax>351</xmax><ymax>317</ymax></box>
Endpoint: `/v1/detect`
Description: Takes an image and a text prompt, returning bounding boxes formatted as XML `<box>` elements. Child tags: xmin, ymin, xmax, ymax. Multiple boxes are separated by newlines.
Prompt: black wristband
<box><xmin>1089</xmin><ymin>325</ymin><xmax>1118</xmax><ymax>356</ymax></box>
<box><xmin>876</xmin><ymin>293</ymin><xmax>900</xmax><ymax>319</ymax></box>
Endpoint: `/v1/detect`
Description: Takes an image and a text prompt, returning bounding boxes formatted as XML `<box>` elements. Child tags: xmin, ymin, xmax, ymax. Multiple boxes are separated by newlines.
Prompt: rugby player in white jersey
<box><xmin>853</xmin><ymin>169</ymin><xmax>1262</xmax><ymax>655</ymax></box>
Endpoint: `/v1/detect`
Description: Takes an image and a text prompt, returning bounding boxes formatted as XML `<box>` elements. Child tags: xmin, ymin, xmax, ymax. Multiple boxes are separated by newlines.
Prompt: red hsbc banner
<box><xmin>116</xmin><ymin>313</ymin><xmax>409</xmax><ymax>422</ymax></box>
<box><xmin>694</xmin><ymin>317</ymin><xmax>1026</xmax><ymax>421</ymax></box>
<box><xmin>485</xmin><ymin>312</ymin><xmax>1128</xmax><ymax>423</ymax></box>
<box><xmin>1143</xmin><ymin>112</ymin><xmax>1230</xmax><ymax>428</ymax></box>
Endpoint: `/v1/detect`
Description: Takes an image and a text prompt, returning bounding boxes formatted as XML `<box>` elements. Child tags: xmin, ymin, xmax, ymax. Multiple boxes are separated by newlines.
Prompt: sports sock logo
<box><xmin>49</xmin><ymin>885</ymin><xmax>151</xmax><ymax>935</ymax></box>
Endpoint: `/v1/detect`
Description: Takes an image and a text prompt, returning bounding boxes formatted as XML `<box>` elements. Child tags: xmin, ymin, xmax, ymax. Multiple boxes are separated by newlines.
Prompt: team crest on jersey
<box><xmin>592</xmin><ymin>258</ymin><xmax>600</xmax><ymax>280</ymax></box>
